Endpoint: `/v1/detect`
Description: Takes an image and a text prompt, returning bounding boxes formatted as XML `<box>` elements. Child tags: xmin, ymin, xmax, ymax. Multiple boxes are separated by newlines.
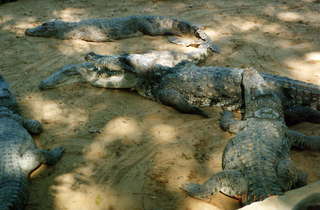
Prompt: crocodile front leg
<box><xmin>182</xmin><ymin>170</ymin><xmax>247</xmax><ymax>201</ymax></box>
<box><xmin>220</xmin><ymin>111</ymin><xmax>246</xmax><ymax>133</ymax></box>
<box><xmin>22</xmin><ymin>119</ymin><xmax>42</xmax><ymax>135</ymax></box>
<box><xmin>277</xmin><ymin>159</ymin><xmax>308</xmax><ymax>191</ymax></box>
<box><xmin>154</xmin><ymin>88</ymin><xmax>209</xmax><ymax>117</ymax></box>
<box><xmin>287</xmin><ymin>130</ymin><xmax>320</xmax><ymax>150</ymax></box>
<box><xmin>284</xmin><ymin>106</ymin><xmax>320</xmax><ymax>125</ymax></box>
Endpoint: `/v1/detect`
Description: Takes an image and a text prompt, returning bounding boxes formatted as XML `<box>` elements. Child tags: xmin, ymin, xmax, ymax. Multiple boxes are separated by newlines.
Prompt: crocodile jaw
<box><xmin>79</xmin><ymin>68</ymin><xmax>139</xmax><ymax>89</ymax></box>
<box><xmin>39</xmin><ymin>64</ymin><xmax>84</xmax><ymax>90</ymax></box>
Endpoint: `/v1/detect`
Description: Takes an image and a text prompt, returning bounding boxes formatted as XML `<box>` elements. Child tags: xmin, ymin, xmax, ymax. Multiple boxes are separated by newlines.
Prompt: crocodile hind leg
<box><xmin>287</xmin><ymin>130</ymin><xmax>320</xmax><ymax>150</ymax></box>
<box><xmin>284</xmin><ymin>106</ymin><xmax>320</xmax><ymax>125</ymax></box>
<box><xmin>182</xmin><ymin>170</ymin><xmax>247</xmax><ymax>201</ymax></box>
<box><xmin>277</xmin><ymin>159</ymin><xmax>308</xmax><ymax>191</ymax></box>
<box><xmin>220</xmin><ymin>111</ymin><xmax>246</xmax><ymax>133</ymax></box>
<box><xmin>22</xmin><ymin>119</ymin><xmax>43</xmax><ymax>135</ymax></box>
<box><xmin>19</xmin><ymin>147</ymin><xmax>64</xmax><ymax>174</ymax></box>
<box><xmin>154</xmin><ymin>88</ymin><xmax>209</xmax><ymax>117</ymax></box>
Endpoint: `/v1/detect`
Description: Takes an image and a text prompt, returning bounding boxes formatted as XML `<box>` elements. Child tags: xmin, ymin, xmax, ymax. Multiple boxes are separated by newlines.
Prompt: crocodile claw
<box><xmin>46</xmin><ymin>147</ymin><xmax>64</xmax><ymax>165</ymax></box>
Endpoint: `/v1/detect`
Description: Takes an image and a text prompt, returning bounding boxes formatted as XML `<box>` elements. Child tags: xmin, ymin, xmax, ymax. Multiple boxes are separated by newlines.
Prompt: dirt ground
<box><xmin>0</xmin><ymin>0</ymin><xmax>320</xmax><ymax>210</ymax></box>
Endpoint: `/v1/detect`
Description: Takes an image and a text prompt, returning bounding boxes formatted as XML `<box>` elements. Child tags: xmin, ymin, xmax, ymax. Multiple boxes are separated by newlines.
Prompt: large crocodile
<box><xmin>0</xmin><ymin>75</ymin><xmax>64</xmax><ymax>210</ymax></box>
<box><xmin>25</xmin><ymin>15</ymin><xmax>219</xmax><ymax>53</ymax></box>
<box><xmin>39</xmin><ymin>54</ymin><xmax>320</xmax><ymax>124</ymax></box>
<box><xmin>181</xmin><ymin>67</ymin><xmax>320</xmax><ymax>206</ymax></box>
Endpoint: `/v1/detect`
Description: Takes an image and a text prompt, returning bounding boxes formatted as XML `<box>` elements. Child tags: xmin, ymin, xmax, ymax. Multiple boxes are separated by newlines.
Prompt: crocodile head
<box><xmin>78</xmin><ymin>55</ymin><xmax>139</xmax><ymax>88</ymax></box>
<box><xmin>39</xmin><ymin>56</ymin><xmax>139</xmax><ymax>90</ymax></box>
<box><xmin>25</xmin><ymin>20</ymin><xmax>66</xmax><ymax>37</ymax></box>
<box><xmin>242</xmin><ymin>67</ymin><xmax>283</xmax><ymax>119</ymax></box>
<box><xmin>0</xmin><ymin>75</ymin><xmax>18</xmax><ymax>112</ymax></box>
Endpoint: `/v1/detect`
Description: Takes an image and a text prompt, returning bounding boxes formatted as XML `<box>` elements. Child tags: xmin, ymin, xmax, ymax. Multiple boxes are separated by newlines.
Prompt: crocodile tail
<box><xmin>262</xmin><ymin>73</ymin><xmax>320</xmax><ymax>110</ymax></box>
<box><xmin>0</xmin><ymin>177</ymin><xmax>28</xmax><ymax>210</ymax></box>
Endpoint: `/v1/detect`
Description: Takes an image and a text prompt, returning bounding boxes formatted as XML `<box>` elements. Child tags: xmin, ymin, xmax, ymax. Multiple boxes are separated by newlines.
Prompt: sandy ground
<box><xmin>0</xmin><ymin>0</ymin><xmax>320</xmax><ymax>210</ymax></box>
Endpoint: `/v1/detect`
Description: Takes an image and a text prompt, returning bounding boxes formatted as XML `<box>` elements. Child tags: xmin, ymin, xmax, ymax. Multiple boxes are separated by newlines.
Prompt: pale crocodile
<box><xmin>182</xmin><ymin>67</ymin><xmax>320</xmax><ymax>206</ymax></box>
<box><xmin>0</xmin><ymin>75</ymin><xmax>64</xmax><ymax>210</ymax></box>
<box><xmin>25</xmin><ymin>15</ymin><xmax>219</xmax><ymax>53</ymax></box>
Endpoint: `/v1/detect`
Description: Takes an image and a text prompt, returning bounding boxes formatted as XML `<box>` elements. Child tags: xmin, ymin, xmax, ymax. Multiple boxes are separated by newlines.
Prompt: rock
<box><xmin>239</xmin><ymin>181</ymin><xmax>320</xmax><ymax>210</ymax></box>
<box><xmin>180</xmin><ymin>193</ymin><xmax>240</xmax><ymax>210</ymax></box>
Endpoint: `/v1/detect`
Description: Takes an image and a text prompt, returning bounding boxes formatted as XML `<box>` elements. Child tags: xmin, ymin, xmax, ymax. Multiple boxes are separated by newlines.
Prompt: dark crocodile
<box><xmin>181</xmin><ymin>67</ymin><xmax>320</xmax><ymax>206</ymax></box>
<box><xmin>0</xmin><ymin>75</ymin><xmax>64</xmax><ymax>210</ymax></box>
<box><xmin>25</xmin><ymin>15</ymin><xmax>219</xmax><ymax>53</ymax></box>
<box><xmin>39</xmin><ymin>56</ymin><xmax>320</xmax><ymax>125</ymax></box>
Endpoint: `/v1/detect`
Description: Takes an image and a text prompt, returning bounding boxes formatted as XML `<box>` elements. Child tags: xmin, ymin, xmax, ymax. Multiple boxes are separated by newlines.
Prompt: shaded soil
<box><xmin>0</xmin><ymin>0</ymin><xmax>319</xmax><ymax>209</ymax></box>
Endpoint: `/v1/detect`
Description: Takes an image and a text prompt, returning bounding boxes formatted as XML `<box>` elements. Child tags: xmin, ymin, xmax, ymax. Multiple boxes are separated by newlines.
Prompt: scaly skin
<box><xmin>0</xmin><ymin>75</ymin><xmax>18</xmax><ymax>113</ymax></box>
<box><xmin>25</xmin><ymin>15</ymin><xmax>219</xmax><ymax>53</ymax></box>
<box><xmin>182</xmin><ymin>68</ymin><xmax>320</xmax><ymax>206</ymax></box>
<box><xmin>39</xmin><ymin>59</ymin><xmax>320</xmax><ymax>124</ymax></box>
<box><xmin>0</xmin><ymin>75</ymin><xmax>64</xmax><ymax>210</ymax></box>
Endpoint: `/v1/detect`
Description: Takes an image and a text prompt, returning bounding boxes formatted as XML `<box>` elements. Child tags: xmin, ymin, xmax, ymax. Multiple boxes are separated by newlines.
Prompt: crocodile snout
<box><xmin>25</xmin><ymin>26</ymin><xmax>49</xmax><ymax>37</ymax></box>
<box><xmin>25</xmin><ymin>28</ymin><xmax>33</xmax><ymax>35</ymax></box>
<box><xmin>25</xmin><ymin>27</ymin><xmax>39</xmax><ymax>36</ymax></box>
<box><xmin>38</xmin><ymin>81</ymin><xmax>49</xmax><ymax>90</ymax></box>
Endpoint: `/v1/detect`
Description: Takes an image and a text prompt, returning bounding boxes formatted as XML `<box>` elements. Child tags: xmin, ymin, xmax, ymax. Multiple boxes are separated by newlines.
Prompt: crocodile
<box><xmin>25</xmin><ymin>15</ymin><xmax>219</xmax><ymax>53</ymax></box>
<box><xmin>181</xmin><ymin>67</ymin><xmax>320</xmax><ymax>206</ymax></box>
<box><xmin>0</xmin><ymin>75</ymin><xmax>64</xmax><ymax>210</ymax></box>
<box><xmin>39</xmin><ymin>56</ymin><xmax>320</xmax><ymax>124</ymax></box>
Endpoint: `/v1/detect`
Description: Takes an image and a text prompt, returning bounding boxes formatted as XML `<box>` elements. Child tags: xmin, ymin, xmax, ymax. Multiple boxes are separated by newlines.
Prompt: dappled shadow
<box><xmin>0</xmin><ymin>0</ymin><xmax>320</xmax><ymax>209</ymax></box>
<box><xmin>31</xmin><ymin>84</ymin><xmax>231</xmax><ymax>209</ymax></box>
